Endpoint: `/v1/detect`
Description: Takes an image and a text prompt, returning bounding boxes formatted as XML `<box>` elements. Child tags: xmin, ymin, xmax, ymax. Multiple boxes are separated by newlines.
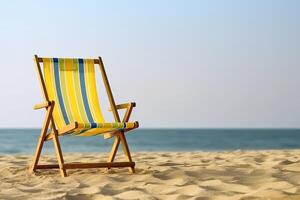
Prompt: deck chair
<box><xmin>29</xmin><ymin>55</ymin><xmax>139</xmax><ymax>177</ymax></box>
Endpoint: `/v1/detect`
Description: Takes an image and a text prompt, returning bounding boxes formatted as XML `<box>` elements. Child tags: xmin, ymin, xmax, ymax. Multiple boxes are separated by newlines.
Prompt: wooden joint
<box><xmin>44</xmin><ymin>122</ymin><xmax>78</xmax><ymax>141</ymax></box>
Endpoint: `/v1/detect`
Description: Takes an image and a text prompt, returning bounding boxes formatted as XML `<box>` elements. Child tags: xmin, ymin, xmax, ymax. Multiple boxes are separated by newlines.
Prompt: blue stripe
<box><xmin>78</xmin><ymin>59</ymin><xmax>96</xmax><ymax>128</ymax></box>
<box><xmin>53</xmin><ymin>58</ymin><xmax>70</xmax><ymax>125</ymax></box>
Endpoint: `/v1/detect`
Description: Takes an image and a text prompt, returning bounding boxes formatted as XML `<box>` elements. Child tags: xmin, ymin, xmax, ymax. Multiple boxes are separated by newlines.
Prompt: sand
<box><xmin>1</xmin><ymin>150</ymin><xmax>300</xmax><ymax>200</ymax></box>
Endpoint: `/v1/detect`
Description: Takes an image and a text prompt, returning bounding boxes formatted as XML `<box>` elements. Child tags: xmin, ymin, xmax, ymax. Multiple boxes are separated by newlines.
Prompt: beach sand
<box><xmin>1</xmin><ymin>150</ymin><xmax>300</xmax><ymax>199</ymax></box>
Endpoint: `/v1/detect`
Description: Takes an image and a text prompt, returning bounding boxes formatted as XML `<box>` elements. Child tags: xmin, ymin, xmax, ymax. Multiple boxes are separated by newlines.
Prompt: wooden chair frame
<box><xmin>29</xmin><ymin>55</ymin><xmax>137</xmax><ymax>177</ymax></box>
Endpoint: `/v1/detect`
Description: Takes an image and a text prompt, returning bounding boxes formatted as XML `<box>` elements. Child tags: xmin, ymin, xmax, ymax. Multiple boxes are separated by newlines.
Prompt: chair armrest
<box><xmin>33</xmin><ymin>101</ymin><xmax>51</xmax><ymax>110</ymax></box>
<box><xmin>108</xmin><ymin>102</ymin><xmax>136</xmax><ymax>111</ymax></box>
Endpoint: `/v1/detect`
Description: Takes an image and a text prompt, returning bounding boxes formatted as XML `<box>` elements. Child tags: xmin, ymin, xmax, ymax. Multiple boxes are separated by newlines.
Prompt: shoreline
<box><xmin>2</xmin><ymin>148</ymin><xmax>300</xmax><ymax>155</ymax></box>
<box><xmin>1</xmin><ymin>150</ymin><xmax>300</xmax><ymax>199</ymax></box>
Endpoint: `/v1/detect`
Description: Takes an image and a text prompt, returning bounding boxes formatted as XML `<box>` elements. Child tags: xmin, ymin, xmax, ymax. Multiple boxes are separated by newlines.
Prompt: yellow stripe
<box><xmin>64</xmin><ymin>59</ymin><xmax>81</xmax><ymax>124</ymax></box>
<box><xmin>43</xmin><ymin>58</ymin><xmax>65</xmax><ymax>128</ymax></box>
<box><xmin>60</xmin><ymin>59</ymin><xmax>73</xmax><ymax>123</ymax></box>
<box><xmin>84</xmin><ymin>59</ymin><xmax>105</xmax><ymax>122</ymax></box>
<box><xmin>72</xmin><ymin>59</ymin><xmax>89</xmax><ymax>126</ymax></box>
<box><xmin>77</xmin><ymin>128</ymin><xmax>114</xmax><ymax>136</ymax></box>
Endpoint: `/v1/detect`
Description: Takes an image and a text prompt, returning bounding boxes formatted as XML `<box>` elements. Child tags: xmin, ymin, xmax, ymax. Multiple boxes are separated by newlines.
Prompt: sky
<box><xmin>0</xmin><ymin>0</ymin><xmax>299</xmax><ymax>128</ymax></box>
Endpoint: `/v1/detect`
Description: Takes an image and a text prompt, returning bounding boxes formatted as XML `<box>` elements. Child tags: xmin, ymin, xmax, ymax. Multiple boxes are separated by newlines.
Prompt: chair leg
<box><xmin>52</xmin><ymin>130</ymin><xmax>67</xmax><ymax>177</ymax></box>
<box><xmin>119</xmin><ymin>132</ymin><xmax>135</xmax><ymax>173</ymax></box>
<box><xmin>108</xmin><ymin>135</ymin><xmax>121</xmax><ymax>164</ymax></box>
<box><xmin>29</xmin><ymin>129</ymin><xmax>47</xmax><ymax>173</ymax></box>
<box><xmin>29</xmin><ymin>107</ymin><xmax>53</xmax><ymax>173</ymax></box>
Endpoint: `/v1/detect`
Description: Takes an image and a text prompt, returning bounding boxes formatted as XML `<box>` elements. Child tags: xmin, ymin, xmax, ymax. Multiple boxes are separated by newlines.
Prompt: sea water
<box><xmin>0</xmin><ymin>129</ymin><xmax>300</xmax><ymax>154</ymax></box>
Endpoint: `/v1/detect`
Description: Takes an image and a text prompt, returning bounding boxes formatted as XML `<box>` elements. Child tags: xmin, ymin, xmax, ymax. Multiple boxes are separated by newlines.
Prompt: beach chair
<box><xmin>29</xmin><ymin>55</ymin><xmax>139</xmax><ymax>177</ymax></box>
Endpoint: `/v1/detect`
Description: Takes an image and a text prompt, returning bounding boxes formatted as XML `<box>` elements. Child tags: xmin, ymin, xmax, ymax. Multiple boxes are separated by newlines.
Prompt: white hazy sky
<box><xmin>0</xmin><ymin>0</ymin><xmax>299</xmax><ymax>128</ymax></box>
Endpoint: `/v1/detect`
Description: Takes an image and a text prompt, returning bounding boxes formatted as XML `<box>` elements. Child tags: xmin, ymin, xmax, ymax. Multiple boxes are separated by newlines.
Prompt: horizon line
<box><xmin>0</xmin><ymin>127</ymin><xmax>299</xmax><ymax>130</ymax></box>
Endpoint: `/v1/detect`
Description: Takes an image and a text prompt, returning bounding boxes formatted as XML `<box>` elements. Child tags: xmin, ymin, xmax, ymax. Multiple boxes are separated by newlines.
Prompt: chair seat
<box><xmin>64</xmin><ymin>121</ymin><xmax>139</xmax><ymax>136</ymax></box>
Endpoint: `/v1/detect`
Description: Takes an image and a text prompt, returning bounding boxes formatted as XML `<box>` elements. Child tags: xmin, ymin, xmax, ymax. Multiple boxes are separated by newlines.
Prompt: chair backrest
<box><xmin>41</xmin><ymin>58</ymin><xmax>105</xmax><ymax>129</ymax></box>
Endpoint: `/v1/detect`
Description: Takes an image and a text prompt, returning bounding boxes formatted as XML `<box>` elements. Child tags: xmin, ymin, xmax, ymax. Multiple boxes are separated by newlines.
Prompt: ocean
<box><xmin>0</xmin><ymin>129</ymin><xmax>300</xmax><ymax>154</ymax></box>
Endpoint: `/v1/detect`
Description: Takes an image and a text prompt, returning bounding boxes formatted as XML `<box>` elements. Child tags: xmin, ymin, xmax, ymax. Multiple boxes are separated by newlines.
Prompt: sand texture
<box><xmin>1</xmin><ymin>150</ymin><xmax>300</xmax><ymax>199</ymax></box>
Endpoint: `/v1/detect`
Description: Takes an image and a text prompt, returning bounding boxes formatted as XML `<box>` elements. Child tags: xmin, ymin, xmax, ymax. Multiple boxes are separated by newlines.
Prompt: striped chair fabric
<box><xmin>43</xmin><ymin>58</ymin><xmax>138</xmax><ymax>136</ymax></box>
